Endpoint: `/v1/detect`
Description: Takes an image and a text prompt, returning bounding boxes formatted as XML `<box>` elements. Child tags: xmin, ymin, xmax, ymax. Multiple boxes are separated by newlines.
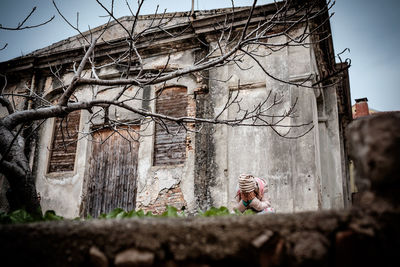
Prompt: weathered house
<box><xmin>0</xmin><ymin>1</ymin><xmax>352</xmax><ymax>218</ymax></box>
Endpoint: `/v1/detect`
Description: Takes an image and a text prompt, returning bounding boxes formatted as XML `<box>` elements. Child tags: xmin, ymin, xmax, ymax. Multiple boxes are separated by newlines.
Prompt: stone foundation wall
<box><xmin>0</xmin><ymin>200</ymin><xmax>398</xmax><ymax>267</ymax></box>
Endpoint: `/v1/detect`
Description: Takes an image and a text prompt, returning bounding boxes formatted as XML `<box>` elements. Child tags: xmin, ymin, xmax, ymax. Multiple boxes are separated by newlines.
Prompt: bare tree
<box><xmin>0</xmin><ymin>0</ymin><xmax>349</xmax><ymax>214</ymax></box>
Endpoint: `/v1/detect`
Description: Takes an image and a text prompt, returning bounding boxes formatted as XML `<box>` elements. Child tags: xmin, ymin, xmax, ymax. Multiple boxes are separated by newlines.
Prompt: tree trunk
<box><xmin>0</xmin><ymin>124</ymin><xmax>41</xmax><ymax>215</ymax></box>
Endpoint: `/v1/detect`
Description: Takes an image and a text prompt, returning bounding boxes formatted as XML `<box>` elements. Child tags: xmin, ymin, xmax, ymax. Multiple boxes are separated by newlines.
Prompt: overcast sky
<box><xmin>0</xmin><ymin>0</ymin><xmax>399</xmax><ymax>111</ymax></box>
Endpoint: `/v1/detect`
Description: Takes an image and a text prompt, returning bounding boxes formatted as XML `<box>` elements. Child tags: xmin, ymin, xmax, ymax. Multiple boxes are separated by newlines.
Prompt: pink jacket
<box><xmin>236</xmin><ymin>177</ymin><xmax>272</xmax><ymax>213</ymax></box>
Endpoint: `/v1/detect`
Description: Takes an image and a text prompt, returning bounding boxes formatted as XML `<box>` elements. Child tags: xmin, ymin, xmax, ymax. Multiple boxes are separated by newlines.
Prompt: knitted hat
<box><xmin>238</xmin><ymin>174</ymin><xmax>256</xmax><ymax>193</ymax></box>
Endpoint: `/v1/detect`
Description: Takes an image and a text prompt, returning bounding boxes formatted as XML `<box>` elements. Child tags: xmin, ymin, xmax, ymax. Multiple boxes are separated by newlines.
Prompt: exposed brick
<box><xmin>142</xmin><ymin>186</ymin><xmax>186</xmax><ymax>215</ymax></box>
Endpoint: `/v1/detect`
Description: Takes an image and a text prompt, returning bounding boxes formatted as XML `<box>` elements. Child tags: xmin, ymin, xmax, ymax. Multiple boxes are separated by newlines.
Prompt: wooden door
<box><xmin>84</xmin><ymin>127</ymin><xmax>139</xmax><ymax>217</ymax></box>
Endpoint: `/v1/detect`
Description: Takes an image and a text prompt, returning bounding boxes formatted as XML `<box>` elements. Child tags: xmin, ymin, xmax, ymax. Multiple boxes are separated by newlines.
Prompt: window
<box><xmin>153</xmin><ymin>86</ymin><xmax>188</xmax><ymax>166</ymax></box>
<box><xmin>48</xmin><ymin>110</ymin><xmax>81</xmax><ymax>173</ymax></box>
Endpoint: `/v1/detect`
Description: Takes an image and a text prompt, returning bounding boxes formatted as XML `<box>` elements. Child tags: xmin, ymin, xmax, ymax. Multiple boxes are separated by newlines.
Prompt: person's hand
<box><xmin>241</xmin><ymin>191</ymin><xmax>256</xmax><ymax>202</ymax></box>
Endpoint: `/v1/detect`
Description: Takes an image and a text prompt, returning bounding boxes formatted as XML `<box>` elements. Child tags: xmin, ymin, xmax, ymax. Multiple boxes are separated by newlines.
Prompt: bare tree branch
<box><xmin>0</xmin><ymin>7</ymin><xmax>54</xmax><ymax>31</ymax></box>
<box><xmin>0</xmin><ymin>96</ymin><xmax>14</xmax><ymax>114</ymax></box>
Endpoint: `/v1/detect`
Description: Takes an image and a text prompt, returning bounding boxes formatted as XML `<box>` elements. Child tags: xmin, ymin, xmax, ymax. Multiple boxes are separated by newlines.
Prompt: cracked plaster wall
<box><xmin>207</xmin><ymin>29</ymin><xmax>345</xmax><ymax>212</ymax></box>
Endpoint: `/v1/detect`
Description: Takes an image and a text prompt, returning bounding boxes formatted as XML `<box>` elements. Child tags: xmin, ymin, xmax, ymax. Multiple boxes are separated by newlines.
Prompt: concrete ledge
<box><xmin>1</xmin><ymin>202</ymin><xmax>399</xmax><ymax>267</ymax></box>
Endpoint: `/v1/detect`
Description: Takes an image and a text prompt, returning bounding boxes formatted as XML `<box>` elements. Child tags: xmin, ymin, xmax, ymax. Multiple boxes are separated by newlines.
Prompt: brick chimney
<box><xmin>354</xmin><ymin>97</ymin><xmax>370</xmax><ymax>119</ymax></box>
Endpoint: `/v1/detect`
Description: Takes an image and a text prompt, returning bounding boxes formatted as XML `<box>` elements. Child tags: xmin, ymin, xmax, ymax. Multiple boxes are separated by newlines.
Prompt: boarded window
<box><xmin>48</xmin><ymin>110</ymin><xmax>81</xmax><ymax>173</ymax></box>
<box><xmin>154</xmin><ymin>86</ymin><xmax>188</xmax><ymax>166</ymax></box>
<box><xmin>85</xmin><ymin>127</ymin><xmax>139</xmax><ymax>217</ymax></box>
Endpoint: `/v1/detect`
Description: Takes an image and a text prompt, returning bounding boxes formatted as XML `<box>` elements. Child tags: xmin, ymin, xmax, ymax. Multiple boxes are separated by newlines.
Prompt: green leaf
<box><xmin>98</xmin><ymin>213</ymin><xmax>107</xmax><ymax>219</ymax></box>
<box><xmin>43</xmin><ymin>210</ymin><xmax>63</xmax><ymax>221</ymax></box>
<box><xmin>145</xmin><ymin>211</ymin><xmax>154</xmax><ymax>217</ymax></box>
<box><xmin>217</xmin><ymin>206</ymin><xmax>229</xmax><ymax>213</ymax></box>
<box><xmin>199</xmin><ymin>206</ymin><xmax>231</xmax><ymax>217</ymax></box>
<box><xmin>115</xmin><ymin>211</ymin><xmax>127</xmax><ymax>219</ymax></box>
<box><xmin>161</xmin><ymin>206</ymin><xmax>178</xmax><ymax>217</ymax></box>
<box><xmin>125</xmin><ymin>210</ymin><xmax>137</xmax><ymax>218</ymax></box>
<box><xmin>106</xmin><ymin>208</ymin><xmax>125</xmax><ymax>219</ymax></box>
<box><xmin>9</xmin><ymin>209</ymin><xmax>35</xmax><ymax>224</ymax></box>
<box><xmin>243</xmin><ymin>209</ymin><xmax>256</xmax><ymax>215</ymax></box>
<box><xmin>135</xmin><ymin>210</ymin><xmax>146</xmax><ymax>217</ymax></box>
<box><xmin>233</xmin><ymin>208</ymin><xmax>242</xmax><ymax>215</ymax></box>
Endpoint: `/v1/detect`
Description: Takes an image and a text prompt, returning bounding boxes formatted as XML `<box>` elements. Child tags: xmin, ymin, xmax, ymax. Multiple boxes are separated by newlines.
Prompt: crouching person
<box><xmin>235</xmin><ymin>174</ymin><xmax>275</xmax><ymax>214</ymax></box>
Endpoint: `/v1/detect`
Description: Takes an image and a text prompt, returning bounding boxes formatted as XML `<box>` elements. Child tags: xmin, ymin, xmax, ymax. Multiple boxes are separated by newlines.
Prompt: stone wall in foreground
<box><xmin>0</xmin><ymin>112</ymin><xmax>399</xmax><ymax>267</ymax></box>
